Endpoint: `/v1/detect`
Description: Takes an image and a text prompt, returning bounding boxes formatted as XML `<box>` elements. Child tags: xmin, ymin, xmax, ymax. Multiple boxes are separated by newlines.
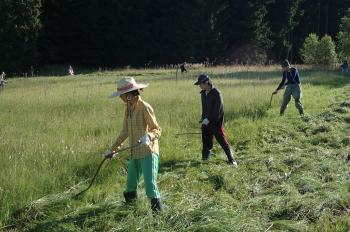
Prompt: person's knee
<box><xmin>295</xmin><ymin>98</ymin><xmax>302</xmax><ymax>104</ymax></box>
<box><xmin>280</xmin><ymin>103</ymin><xmax>288</xmax><ymax>111</ymax></box>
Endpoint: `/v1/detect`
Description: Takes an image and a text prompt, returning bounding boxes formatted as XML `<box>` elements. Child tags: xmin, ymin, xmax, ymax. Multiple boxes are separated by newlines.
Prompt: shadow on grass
<box><xmin>37</xmin><ymin>65</ymin><xmax>103</xmax><ymax>77</ymax></box>
<box><xmin>159</xmin><ymin>159</ymin><xmax>201</xmax><ymax>173</ymax></box>
<box><xmin>208</xmin><ymin>69</ymin><xmax>350</xmax><ymax>88</ymax></box>
<box><xmin>30</xmin><ymin>202</ymin><xmax>129</xmax><ymax>232</ymax></box>
<box><xmin>211</xmin><ymin>70</ymin><xmax>280</xmax><ymax>80</ymax></box>
<box><xmin>225</xmin><ymin>104</ymin><xmax>269</xmax><ymax>121</ymax></box>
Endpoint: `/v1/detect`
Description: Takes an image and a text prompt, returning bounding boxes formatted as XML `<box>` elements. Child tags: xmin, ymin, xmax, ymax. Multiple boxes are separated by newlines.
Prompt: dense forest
<box><xmin>1</xmin><ymin>0</ymin><xmax>350</xmax><ymax>73</ymax></box>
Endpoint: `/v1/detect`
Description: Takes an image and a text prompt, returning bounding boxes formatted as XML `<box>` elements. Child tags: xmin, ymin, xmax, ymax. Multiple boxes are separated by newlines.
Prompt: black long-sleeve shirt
<box><xmin>201</xmin><ymin>87</ymin><xmax>224</xmax><ymax>126</ymax></box>
<box><xmin>276</xmin><ymin>67</ymin><xmax>300</xmax><ymax>90</ymax></box>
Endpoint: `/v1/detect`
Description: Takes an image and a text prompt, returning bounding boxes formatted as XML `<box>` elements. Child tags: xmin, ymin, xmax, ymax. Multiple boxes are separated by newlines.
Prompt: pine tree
<box><xmin>337</xmin><ymin>8</ymin><xmax>350</xmax><ymax>62</ymax></box>
<box><xmin>267</xmin><ymin>0</ymin><xmax>304</xmax><ymax>61</ymax></box>
<box><xmin>317</xmin><ymin>35</ymin><xmax>337</xmax><ymax>65</ymax></box>
<box><xmin>300</xmin><ymin>33</ymin><xmax>319</xmax><ymax>64</ymax></box>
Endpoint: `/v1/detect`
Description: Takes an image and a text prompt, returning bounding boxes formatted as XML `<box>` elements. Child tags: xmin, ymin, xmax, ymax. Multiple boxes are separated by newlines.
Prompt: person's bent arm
<box><xmin>111</xmin><ymin>110</ymin><xmax>129</xmax><ymax>150</ymax></box>
<box><xmin>274</xmin><ymin>73</ymin><xmax>287</xmax><ymax>93</ymax></box>
<box><xmin>143</xmin><ymin>105</ymin><xmax>161</xmax><ymax>141</ymax></box>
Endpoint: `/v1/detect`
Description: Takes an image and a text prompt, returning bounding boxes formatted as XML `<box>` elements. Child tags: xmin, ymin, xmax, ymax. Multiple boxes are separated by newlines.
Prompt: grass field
<box><xmin>0</xmin><ymin>66</ymin><xmax>349</xmax><ymax>231</ymax></box>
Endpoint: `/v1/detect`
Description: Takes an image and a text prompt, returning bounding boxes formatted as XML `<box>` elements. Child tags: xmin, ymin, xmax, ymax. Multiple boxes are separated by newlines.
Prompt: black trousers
<box><xmin>201</xmin><ymin>124</ymin><xmax>233</xmax><ymax>162</ymax></box>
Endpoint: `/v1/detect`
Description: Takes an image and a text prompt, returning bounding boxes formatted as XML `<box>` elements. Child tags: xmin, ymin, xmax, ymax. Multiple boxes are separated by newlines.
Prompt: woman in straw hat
<box><xmin>106</xmin><ymin>76</ymin><xmax>162</xmax><ymax>214</ymax></box>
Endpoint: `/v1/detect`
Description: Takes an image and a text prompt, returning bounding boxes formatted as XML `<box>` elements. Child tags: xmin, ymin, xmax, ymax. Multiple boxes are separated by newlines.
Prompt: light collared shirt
<box><xmin>111</xmin><ymin>97</ymin><xmax>161</xmax><ymax>159</ymax></box>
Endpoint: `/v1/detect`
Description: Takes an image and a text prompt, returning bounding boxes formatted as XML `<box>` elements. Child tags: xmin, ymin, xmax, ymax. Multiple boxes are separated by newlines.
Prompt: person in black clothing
<box><xmin>180</xmin><ymin>62</ymin><xmax>187</xmax><ymax>73</ymax></box>
<box><xmin>194</xmin><ymin>74</ymin><xmax>238</xmax><ymax>167</ymax></box>
<box><xmin>340</xmin><ymin>60</ymin><xmax>348</xmax><ymax>73</ymax></box>
<box><xmin>0</xmin><ymin>72</ymin><xmax>6</xmax><ymax>89</ymax></box>
<box><xmin>273</xmin><ymin>60</ymin><xmax>304</xmax><ymax>116</ymax></box>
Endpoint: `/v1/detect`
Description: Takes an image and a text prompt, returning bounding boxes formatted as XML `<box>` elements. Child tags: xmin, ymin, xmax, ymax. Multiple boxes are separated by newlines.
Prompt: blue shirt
<box><xmin>277</xmin><ymin>67</ymin><xmax>300</xmax><ymax>90</ymax></box>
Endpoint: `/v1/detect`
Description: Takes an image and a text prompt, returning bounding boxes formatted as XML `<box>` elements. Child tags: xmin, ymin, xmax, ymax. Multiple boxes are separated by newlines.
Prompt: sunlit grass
<box><xmin>0</xmin><ymin>66</ymin><xmax>349</xmax><ymax>231</ymax></box>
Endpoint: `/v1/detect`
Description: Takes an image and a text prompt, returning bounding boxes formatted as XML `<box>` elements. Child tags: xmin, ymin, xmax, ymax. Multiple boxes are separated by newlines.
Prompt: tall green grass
<box><xmin>0</xmin><ymin>66</ymin><xmax>349</xmax><ymax>231</ymax></box>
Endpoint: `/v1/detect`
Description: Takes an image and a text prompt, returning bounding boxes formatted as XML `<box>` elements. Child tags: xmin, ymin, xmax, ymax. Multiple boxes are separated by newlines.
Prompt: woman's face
<box><xmin>199</xmin><ymin>81</ymin><xmax>209</xmax><ymax>91</ymax></box>
<box><xmin>120</xmin><ymin>93</ymin><xmax>131</xmax><ymax>103</ymax></box>
<box><xmin>120</xmin><ymin>92</ymin><xmax>137</xmax><ymax>103</ymax></box>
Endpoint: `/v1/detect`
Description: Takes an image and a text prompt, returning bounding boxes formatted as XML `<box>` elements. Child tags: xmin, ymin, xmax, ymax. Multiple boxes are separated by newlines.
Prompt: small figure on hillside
<box><xmin>106</xmin><ymin>77</ymin><xmax>163</xmax><ymax>214</ymax></box>
<box><xmin>30</xmin><ymin>66</ymin><xmax>35</xmax><ymax>77</ymax></box>
<box><xmin>204</xmin><ymin>57</ymin><xmax>210</xmax><ymax>67</ymax></box>
<box><xmin>0</xmin><ymin>72</ymin><xmax>6</xmax><ymax>88</ymax></box>
<box><xmin>194</xmin><ymin>74</ymin><xmax>238</xmax><ymax>167</ymax></box>
<box><xmin>340</xmin><ymin>60</ymin><xmax>348</xmax><ymax>73</ymax></box>
<box><xmin>272</xmin><ymin>59</ymin><xmax>304</xmax><ymax>116</ymax></box>
<box><xmin>68</xmin><ymin>65</ymin><xmax>74</xmax><ymax>76</ymax></box>
<box><xmin>180</xmin><ymin>62</ymin><xmax>187</xmax><ymax>73</ymax></box>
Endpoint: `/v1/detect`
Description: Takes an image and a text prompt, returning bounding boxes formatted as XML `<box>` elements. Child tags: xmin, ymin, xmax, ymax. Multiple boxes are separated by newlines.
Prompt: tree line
<box><xmin>1</xmin><ymin>0</ymin><xmax>350</xmax><ymax>74</ymax></box>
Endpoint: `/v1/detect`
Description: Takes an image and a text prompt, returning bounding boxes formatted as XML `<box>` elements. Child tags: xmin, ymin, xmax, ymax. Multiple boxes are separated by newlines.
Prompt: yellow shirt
<box><xmin>111</xmin><ymin>97</ymin><xmax>161</xmax><ymax>159</ymax></box>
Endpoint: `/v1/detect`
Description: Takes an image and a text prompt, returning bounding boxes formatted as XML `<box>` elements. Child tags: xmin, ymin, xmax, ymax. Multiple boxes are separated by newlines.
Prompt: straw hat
<box><xmin>109</xmin><ymin>77</ymin><xmax>149</xmax><ymax>98</ymax></box>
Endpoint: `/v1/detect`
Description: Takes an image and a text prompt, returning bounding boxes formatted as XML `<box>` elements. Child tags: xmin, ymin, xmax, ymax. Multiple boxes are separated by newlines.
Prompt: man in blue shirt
<box><xmin>273</xmin><ymin>60</ymin><xmax>304</xmax><ymax>116</ymax></box>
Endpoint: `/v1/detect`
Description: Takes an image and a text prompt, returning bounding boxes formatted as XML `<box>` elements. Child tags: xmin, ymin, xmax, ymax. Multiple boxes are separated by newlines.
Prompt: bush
<box><xmin>318</xmin><ymin>35</ymin><xmax>338</xmax><ymax>65</ymax></box>
<box><xmin>300</xmin><ymin>34</ymin><xmax>338</xmax><ymax>65</ymax></box>
<box><xmin>300</xmin><ymin>33</ymin><xmax>319</xmax><ymax>64</ymax></box>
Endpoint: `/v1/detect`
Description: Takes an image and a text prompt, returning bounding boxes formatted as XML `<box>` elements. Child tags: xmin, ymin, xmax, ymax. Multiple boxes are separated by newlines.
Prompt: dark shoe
<box><xmin>123</xmin><ymin>191</ymin><xmax>137</xmax><ymax>204</ymax></box>
<box><xmin>151</xmin><ymin>198</ymin><xmax>163</xmax><ymax>215</ymax></box>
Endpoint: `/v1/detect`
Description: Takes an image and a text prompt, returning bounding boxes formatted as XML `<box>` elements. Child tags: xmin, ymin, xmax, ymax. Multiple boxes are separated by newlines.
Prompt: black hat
<box><xmin>281</xmin><ymin>59</ymin><xmax>290</xmax><ymax>68</ymax></box>
<box><xmin>194</xmin><ymin>74</ymin><xmax>210</xmax><ymax>85</ymax></box>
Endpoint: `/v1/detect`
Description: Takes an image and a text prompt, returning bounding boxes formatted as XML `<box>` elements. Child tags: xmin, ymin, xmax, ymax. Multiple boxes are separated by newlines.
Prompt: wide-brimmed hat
<box><xmin>109</xmin><ymin>77</ymin><xmax>149</xmax><ymax>98</ymax></box>
<box><xmin>194</xmin><ymin>74</ymin><xmax>210</xmax><ymax>85</ymax></box>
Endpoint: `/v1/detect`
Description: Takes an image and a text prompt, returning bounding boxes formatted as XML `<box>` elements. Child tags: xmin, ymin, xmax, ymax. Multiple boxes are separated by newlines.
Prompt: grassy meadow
<box><xmin>0</xmin><ymin>66</ymin><xmax>350</xmax><ymax>231</ymax></box>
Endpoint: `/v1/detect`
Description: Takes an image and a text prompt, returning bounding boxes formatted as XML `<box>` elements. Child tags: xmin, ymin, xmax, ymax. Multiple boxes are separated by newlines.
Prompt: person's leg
<box><xmin>280</xmin><ymin>86</ymin><xmax>292</xmax><ymax>115</ymax></box>
<box><xmin>124</xmin><ymin>159</ymin><xmax>141</xmax><ymax>203</ymax></box>
<box><xmin>212</xmin><ymin>124</ymin><xmax>235</xmax><ymax>164</ymax></box>
<box><xmin>291</xmin><ymin>84</ymin><xmax>304</xmax><ymax>115</ymax></box>
<box><xmin>141</xmin><ymin>154</ymin><xmax>162</xmax><ymax>213</ymax></box>
<box><xmin>294</xmin><ymin>98</ymin><xmax>304</xmax><ymax>115</ymax></box>
<box><xmin>202</xmin><ymin>125</ymin><xmax>213</xmax><ymax>160</ymax></box>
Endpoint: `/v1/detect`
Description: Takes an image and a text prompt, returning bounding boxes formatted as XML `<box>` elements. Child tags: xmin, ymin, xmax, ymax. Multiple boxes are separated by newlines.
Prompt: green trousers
<box><xmin>280</xmin><ymin>84</ymin><xmax>304</xmax><ymax>115</ymax></box>
<box><xmin>125</xmin><ymin>153</ymin><xmax>161</xmax><ymax>199</ymax></box>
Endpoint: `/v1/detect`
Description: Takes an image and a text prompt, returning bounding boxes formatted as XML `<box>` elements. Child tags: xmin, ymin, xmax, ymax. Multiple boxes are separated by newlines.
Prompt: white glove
<box><xmin>140</xmin><ymin>134</ymin><xmax>151</xmax><ymax>146</ymax></box>
<box><xmin>201</xmin><ymin>118</ymin><xmax>210</xmax><ymax>126</ymax></box>
<box><xmin>104</xmin><ymin>150</ymin><xmax>116</xmax><ymax>159</ymax></box>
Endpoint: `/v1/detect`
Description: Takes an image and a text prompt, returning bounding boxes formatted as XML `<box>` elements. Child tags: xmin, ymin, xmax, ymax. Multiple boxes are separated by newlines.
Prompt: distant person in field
<box><xmin>0</xmin><ymin>72</ymin><xmax>6</xmax><ymax>88</ymax></box>
<box><xmin>273</xmin><ymin>59</ymin><xmax>304</xmax><ymax>116</ymax></box>
<box><xmin>180</xmin><ymin>62</ymin><xmax>187</xmax><ymax>73</ymax></box>
<box><xmin>106</xmin><ymin>77</ymin><xmax>163</xmax><ymax>214</ymax></box>
<box><xmin>194</xmin><ymin>74</ymin><xmax>238</xmax><ymax>167</ymax></box>
<box><xmin>340</xmin><ymin>60</ymin><xmax>348</xmax><ymax>73</ymax></box>
<box><xmin>68</xmin><ymin>65</ymin><xmax>74</xmax><ymax>75</ymax></box>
